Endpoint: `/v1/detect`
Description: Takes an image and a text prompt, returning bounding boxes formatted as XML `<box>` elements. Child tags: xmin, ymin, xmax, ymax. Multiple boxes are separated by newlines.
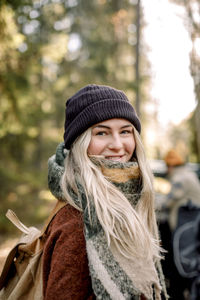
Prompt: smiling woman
<box><xmin>87</xmin><ymin>118</ymin><xmax>136</xmax><ymax>162</ymax></box>
<box><xmin>44</xmin><ymin>84</ymin><xmax>168</xmax><ymax>300</ymax></box>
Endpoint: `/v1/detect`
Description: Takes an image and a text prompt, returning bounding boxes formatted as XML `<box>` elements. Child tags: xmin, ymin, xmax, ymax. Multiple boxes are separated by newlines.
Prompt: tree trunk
<box><xmin>135</xmin><ymin>0</ymin><xmax>141</xmax><ymax>117</ymax></box>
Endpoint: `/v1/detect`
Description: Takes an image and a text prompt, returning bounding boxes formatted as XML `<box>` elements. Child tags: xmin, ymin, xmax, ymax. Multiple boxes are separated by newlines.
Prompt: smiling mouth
<box><xmin>105</xmin><ymin>156</ymin><xmax>124</xmax><ymax>161</ymax></box>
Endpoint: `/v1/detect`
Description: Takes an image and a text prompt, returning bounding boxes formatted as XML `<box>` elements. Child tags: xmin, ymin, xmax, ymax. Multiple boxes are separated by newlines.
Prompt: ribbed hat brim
<box><xmin>64</xmin><ymin>99</ymin><xmax>141</xmax><ymax>149</ymax></box>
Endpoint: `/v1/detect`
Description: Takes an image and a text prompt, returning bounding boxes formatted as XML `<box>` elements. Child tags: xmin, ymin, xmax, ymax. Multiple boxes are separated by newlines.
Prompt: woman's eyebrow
<box><xmin>121</xmin><ymin>125</ymin><xmax>133</xmax><ymax>129</ymax></box>
<box><xmin>93</xmin><ymin>125</ymin><xmax>110</xmax><ymax>129</ymax></box>
<box><xmin>93</xmin><ymin>124</ymin><xmax>133</xmax><ymax>129</ymax></box>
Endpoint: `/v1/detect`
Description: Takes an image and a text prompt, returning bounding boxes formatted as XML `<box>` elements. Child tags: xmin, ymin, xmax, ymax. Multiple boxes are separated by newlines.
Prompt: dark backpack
<box><xmin>173</xmin><ymin>201</ymin><xmax>200</xmax><ymax>279</ymax></box>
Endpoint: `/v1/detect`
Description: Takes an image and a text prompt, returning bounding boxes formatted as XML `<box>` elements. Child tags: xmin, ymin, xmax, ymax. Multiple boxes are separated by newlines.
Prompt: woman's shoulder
<box><xmin>46</xmin><ymin>203</ymin><xmax>84</xmax><ymax>236</ymax></box>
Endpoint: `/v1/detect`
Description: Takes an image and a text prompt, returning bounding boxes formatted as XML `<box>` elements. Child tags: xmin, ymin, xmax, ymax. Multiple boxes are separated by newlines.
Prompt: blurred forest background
<box><xmin>0</xmin><ymin>0</ymin><xmax>200</xmax><ymax>239</ymax></box>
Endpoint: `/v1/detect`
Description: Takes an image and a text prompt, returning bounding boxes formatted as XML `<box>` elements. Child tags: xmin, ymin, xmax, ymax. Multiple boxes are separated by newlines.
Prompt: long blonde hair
<box><xmin>61</xmin><ymin>127</ymin><xmax>162</xmax><ymax>261</ymax></box>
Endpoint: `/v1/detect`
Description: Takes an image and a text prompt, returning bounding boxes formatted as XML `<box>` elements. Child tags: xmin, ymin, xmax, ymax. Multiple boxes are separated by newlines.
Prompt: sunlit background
<box><xmin>142</xmin><ymin>0</ymin><xmax>199</xmax><ymax>158</ymax></box>
<box><xmin>143</xmin><ymin>0</ymin><xmax>196</xmax><ymax>126</ymax></box>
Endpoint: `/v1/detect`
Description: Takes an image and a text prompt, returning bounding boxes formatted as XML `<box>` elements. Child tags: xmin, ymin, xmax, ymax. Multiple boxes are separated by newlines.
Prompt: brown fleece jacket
<box><xmin>42</xmin><ymin>204</ymin><xmax>95</xmax><ymax>300</ymax></box>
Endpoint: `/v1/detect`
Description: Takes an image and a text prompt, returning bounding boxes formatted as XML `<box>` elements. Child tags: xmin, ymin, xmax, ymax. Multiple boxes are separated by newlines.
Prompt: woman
<box><xmin>44</xmin><ymin>84</ymin><xmax>168</xmax><ymax>300</ymax></box>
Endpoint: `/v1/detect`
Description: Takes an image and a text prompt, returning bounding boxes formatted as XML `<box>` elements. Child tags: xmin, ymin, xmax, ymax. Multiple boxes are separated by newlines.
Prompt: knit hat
<box><xmin>64</xmin><ymin>84</ymin><xmax>141</xmax><ymax>149</ymax></box>
<box><xmin>164</xmin><ymin>149</ymin><xmax>185</xmax><ymax>166</ymax></box>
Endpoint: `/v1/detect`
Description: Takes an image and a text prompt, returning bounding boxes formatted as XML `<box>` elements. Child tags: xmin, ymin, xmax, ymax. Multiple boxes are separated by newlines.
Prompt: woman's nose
<box><xmin>108</xmin><ymin>135</ymin><xmax>123</xmax><ymax>150</ymax></box>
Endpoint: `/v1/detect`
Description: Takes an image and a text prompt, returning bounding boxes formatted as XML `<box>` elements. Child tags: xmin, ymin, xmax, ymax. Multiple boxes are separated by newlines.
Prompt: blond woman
<box><xmin>45</xmin><ymin>84</ymin><xmax>168</xmax><ymax>300</ymax></box>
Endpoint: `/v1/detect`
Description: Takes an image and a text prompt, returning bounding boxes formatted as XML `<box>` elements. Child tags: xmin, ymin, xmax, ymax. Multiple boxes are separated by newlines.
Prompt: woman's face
<box><xmin>87</xmin><ymin>118</ymin><xmax>136</xmax><ymax>163</ymax></box>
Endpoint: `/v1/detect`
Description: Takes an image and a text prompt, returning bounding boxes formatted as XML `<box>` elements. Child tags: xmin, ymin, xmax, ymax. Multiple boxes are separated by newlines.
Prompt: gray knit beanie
<box><xmin>64</xmin><ymin>84</ymin><xmax>141</xmax><ymax>149</ymax></box>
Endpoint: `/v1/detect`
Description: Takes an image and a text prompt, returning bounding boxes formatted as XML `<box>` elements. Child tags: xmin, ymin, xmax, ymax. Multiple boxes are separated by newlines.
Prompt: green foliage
<box><xmin>0</xmin><ymin>0</ymin><xmax>28</xmax><ymax>10</ymax></box>
<box><xmin>0</xmin><ymin>0</ymin><xmax>149</xmax><ymax>236</ymax></box>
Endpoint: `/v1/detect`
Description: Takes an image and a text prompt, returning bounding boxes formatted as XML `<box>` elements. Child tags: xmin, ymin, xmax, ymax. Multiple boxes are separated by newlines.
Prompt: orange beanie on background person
<box><xmin>164</xmin><ymin>149</ymin><xmax>184</xmax><ymax>167</ymax></box>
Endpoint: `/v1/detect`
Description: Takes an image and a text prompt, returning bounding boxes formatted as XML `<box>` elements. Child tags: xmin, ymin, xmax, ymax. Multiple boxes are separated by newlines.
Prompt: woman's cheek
<box><xmin>88</xmin><ymin>137</ymin><xmax>103</xmax><ymax>156</ymax></box>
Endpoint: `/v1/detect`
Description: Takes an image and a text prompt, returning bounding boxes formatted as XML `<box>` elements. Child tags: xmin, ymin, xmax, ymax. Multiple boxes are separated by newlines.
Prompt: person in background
<box><xmin>44</xmin><ymin>84</ymin><xmax>168</xmax><ymax>300</ymax></box>
<box><xmin>160</xmin><ymin>149</ymin><xmax>200</xmax><ymax>300</ymax></box>
<box><xmin>164</xmin><ymin>149</ymin><xmax>200</xmax><ymax>231</ymax></box>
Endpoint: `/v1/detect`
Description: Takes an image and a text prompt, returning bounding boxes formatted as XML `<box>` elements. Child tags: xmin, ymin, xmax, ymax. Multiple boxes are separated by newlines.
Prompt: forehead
<box><xmin>93</xmin><ymin>118</ymin><xmax>132</xmax><ymax>127</ymax></box>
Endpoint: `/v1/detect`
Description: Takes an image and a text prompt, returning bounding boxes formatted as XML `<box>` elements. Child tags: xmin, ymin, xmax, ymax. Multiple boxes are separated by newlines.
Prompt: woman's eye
<box><xmin>96</xmin><ymin>131</ymin><xmax>107</xmax><ymax>136</ymax></box>
<box><xmin>121</xmin><ymin>130</ymin><xmax>132</xmax><ymax>135</ymax></box>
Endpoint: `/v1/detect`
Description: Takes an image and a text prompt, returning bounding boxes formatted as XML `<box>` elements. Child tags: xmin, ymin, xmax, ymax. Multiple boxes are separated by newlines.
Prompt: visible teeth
<box><xmin>106</xmin><ymin>156</ymin><xmax>122</xmax><ymax>161</ymax></box>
